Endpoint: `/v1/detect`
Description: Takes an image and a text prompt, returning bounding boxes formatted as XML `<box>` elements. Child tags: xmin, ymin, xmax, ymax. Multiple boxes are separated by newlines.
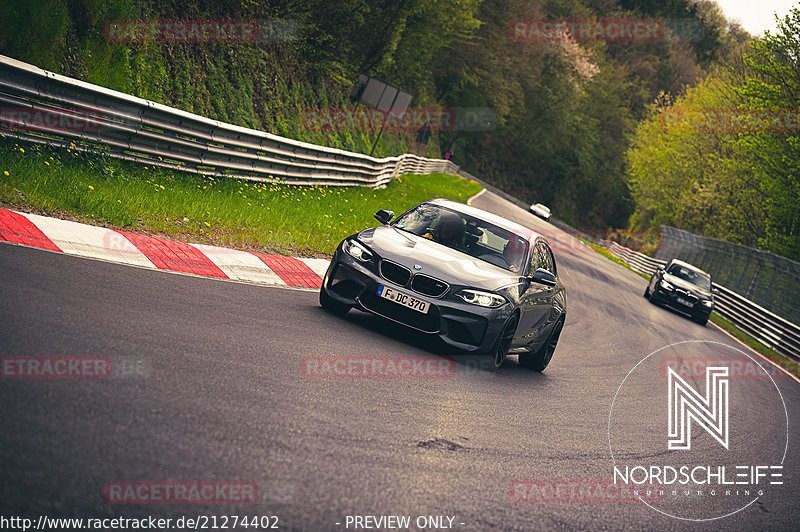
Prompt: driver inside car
<box><xmin>422</xmin><ymin>211</ymin><xmax>466</xmax><ymax>248</ymax></box>
<box><xmin>503</xmin><ymin>234</ymin><xmax>527</xmax><ymax>272</ymax></box>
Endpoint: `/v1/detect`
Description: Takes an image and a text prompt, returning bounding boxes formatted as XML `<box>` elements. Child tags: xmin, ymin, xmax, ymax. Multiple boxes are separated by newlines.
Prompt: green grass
<box><xmin>709</xmin><ymin>314</ymin><xmax>799</xmax><ymax>378</ymax></box>
<box><xmin>0</xmin><ymin>137</ymin><xmax>481</xmax><ymax>256</ymax></box>
<box><xmin>583</xmin><ymin>239</ymin><xmax>651</xmax><ymax>280</ymax></box>
<box><xmin>582</xmin><ymin>236</ymin><xmax>799</xmax><ymax>377</ymax></box>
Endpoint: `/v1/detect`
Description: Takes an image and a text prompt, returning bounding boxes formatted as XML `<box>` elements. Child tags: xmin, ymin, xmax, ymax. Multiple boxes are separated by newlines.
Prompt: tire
<box><xmin>490</xmin><ymin>314</ymin><xmax>518</xmax><ymax>370</ymax></box>
<box><xmin>695</xmin><ymin>314</ymin><xmax>709</xmax><ymax>326</ymax></box>
<box><xmin>519</xmin><ymin>317</ymin><xmax>564</xmax><ymax>372</ymax></box>
<box><xmin>319</xmin><ymin>286</ymin><xmax>351</xmax><ymax>316</ymax></box>
<box><xmin>647</xmin><ymin>289</ymin><xmax>659</xmax><ymax>305</ymax></box>
<box><xmin>644</xmin><ymin>285</ymin><xmax>651</xmax><ymax>298</ymax></box>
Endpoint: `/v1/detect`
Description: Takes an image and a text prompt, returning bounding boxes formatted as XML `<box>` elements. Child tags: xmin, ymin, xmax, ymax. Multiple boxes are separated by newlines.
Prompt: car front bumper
<box><xmin>321</xmin><ymin>248</ymin><xmax>513</xmax><ymax>353</ymax></box>
<box><xmin>651</xmin><ymin>287</ymin><xmax>713</xmax><ymax>319</ymax></box>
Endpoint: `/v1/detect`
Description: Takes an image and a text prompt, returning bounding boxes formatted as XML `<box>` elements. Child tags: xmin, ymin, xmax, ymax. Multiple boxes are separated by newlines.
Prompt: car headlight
<box><xmin>660</xmin><ymin>279</ymin><xmax>674</xmax><ymax>291</ymax></box>
<box><xmin>344</xmin><ymin>239</ymin><xmax>373</xmax><ymax>262</ymax></box>
<box><xmin>455</xmin><ymin>289</ymin><xmax>507</xmax><ymax>308</ymax></box>
<box><xmin>701</xmin><ymin>299</ymin><xmax>714</xmax><ymax>307</ymax></box>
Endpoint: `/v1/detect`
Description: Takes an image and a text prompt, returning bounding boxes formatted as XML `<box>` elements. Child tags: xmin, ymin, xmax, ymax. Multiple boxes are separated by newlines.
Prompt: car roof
<box><xmin>428</xmin><ymin>198</ymin><xmax>541</xmax><ymax>242</ymax></box>
<box><xmin>668</xmin><ymin>259</ymin><xmax>711</xmax><ymax>278</ymax></box>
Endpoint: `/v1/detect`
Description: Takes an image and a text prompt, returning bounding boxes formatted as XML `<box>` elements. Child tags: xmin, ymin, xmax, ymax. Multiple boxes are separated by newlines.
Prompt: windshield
<box><xmin>393</xmin><ymin>204</ymin><xmax>529</xmax><ymax>273</ymax></box>
<box><xmin>666</xmin><ymin>263</ymin><xmax>711</xmax><ymax>291</ymax></box>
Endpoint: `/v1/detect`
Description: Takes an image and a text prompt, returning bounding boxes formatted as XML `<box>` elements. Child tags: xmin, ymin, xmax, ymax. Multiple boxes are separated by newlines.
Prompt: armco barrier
<box><xmin>0</xmin><ymin>54</ymin><xmax>458</xmax><ymax>187</ymax></box>
<box><xmin>605</xmin><ymin>242</ymin><xmax>800</xmax><ymax>360</ymax></box>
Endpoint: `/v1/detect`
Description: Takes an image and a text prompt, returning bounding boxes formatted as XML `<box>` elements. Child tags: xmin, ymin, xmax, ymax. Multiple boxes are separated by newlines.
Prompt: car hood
<box><xmin>358</xmin><ymin>225</ymin><xmax>520</xmax><ymax>291</ymax></box>
<box><xmin>663</xmin><ymin>273</ymin><xmax>712</xmax><ymax>298</ymax></box>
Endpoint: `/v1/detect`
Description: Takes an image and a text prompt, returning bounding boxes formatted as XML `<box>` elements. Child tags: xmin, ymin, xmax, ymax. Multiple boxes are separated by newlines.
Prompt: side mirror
<box><xmin>529</xmin><ymin>268</ymin><xmax>557</xmax><ymax>287</ymax></box>
<box><xmin>374</xmin><ymin>209</ymin><xmax>394</xmax><ymax>224</ymax></box>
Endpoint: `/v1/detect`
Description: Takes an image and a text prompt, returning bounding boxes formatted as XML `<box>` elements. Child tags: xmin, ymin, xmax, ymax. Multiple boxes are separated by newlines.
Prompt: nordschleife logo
<box><xmin>667</xmin><ymin>366</ymin><xmax>729</xmax><ymax>450</ymax></box>
<box><xmin>608</xmin><ymin>341</ymin><xmax>788</xmax><ymax>521</ymax></box>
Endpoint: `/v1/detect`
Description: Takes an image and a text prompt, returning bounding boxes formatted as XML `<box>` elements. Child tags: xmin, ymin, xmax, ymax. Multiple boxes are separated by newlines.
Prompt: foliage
<box><xmin>627</xmin><ymin>8</ymin><xmax>800</xmax><ymax>260</ymax></box>
<box><xmin>0</xmin><ymin>0</ymin><xmax>774</xmax><ymax>238</ymax></box>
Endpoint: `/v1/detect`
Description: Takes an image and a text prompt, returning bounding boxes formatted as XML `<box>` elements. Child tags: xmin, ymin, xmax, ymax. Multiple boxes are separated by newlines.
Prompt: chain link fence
<box><xmin>656</xmin><ymin>226</ymin><xmax>800</xmax><ymax>324</ymax></box>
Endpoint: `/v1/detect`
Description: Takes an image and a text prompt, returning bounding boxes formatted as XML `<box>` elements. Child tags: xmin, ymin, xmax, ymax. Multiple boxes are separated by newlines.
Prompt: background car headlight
<box><xmin>660</xmin><ymin>279</ymin><xmax>674</xmax><ymax>291</ymax></box>
<box><xmin>701</xmin><ymin>299</ymin><xmax>714</xmax><ymax>307</ymax></box>
<box><xmin>344</xmin><ymin>239</ymin><xmax>373</xmax><ymax>262</ymax></box>
<box><xmin>456</xmin><ymin>289</ymin><xmax>506</xmax><ymax>308</ymax></box>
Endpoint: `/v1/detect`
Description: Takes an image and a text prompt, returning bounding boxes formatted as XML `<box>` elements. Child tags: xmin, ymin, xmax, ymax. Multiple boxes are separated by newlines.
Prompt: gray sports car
<box><xmin>319</xmin><ymin>199</ymin><xmax>567</xmax><ymax>371</ymax></box>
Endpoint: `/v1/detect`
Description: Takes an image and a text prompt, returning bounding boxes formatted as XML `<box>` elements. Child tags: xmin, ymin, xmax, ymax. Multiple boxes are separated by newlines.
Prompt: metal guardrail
<box><xmin>0</xmin><ymin>54</ymin><xmax>459</xmax><ymax>187</ymax></box>
<box><xmin>605</xmin><ymin>242</ymin><xmax>800</xmax><ymax>360</ymax></box>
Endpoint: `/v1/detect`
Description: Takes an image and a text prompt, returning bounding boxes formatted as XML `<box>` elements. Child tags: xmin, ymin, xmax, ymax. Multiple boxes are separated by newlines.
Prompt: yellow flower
<box><xmin>204</xmin><ymin>221</ymin><xmax>211</xmax><ymax>227</ymax></box>
<box><xmin>88</xmin><ymin>185</ymin><xmax>94</xmax><ymax>190</ymax></box>
<box><xmin>44</xmin><ymin>161</ymin><xmax>50</xmax><ymax>166</ymax></box>
<box><xmin>3</xmin><ymin>171</ymin><xmax>9</xmax><ymax>176</ymax></box>
<box><xmin>19</xmin><ymin>148</ymin><xmax>24</xmax><ymax>153</ymax></box>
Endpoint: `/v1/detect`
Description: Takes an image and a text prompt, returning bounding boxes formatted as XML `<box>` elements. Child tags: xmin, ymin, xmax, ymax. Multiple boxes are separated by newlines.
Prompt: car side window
<box><xmin>530</xmin><ymin>241</ymin><xmax>548</xmax><ymax>274</ymax></box>
<box><xmin>540</xmin><ymin>241</ymin><xmax>556</xmax><ymax>276</ymax></box>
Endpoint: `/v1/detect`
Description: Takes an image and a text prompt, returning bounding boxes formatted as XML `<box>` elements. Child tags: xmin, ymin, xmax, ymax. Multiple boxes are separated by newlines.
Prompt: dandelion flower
<box><xmin>88</xmin><ymin>185</ymin><xmax>94</xmax><ymax>190</ymax></box>
<box><xmin>3</xmin><ymin>170</ymin><xmax>9</xmax><ymax>176</ymax></box>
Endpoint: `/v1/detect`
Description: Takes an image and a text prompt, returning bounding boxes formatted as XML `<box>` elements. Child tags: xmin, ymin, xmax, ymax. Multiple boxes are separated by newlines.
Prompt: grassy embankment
<box><xmin>0</xmin><ymin>138</ymin><xmax>480</xmax><ymax>257</ymax></box>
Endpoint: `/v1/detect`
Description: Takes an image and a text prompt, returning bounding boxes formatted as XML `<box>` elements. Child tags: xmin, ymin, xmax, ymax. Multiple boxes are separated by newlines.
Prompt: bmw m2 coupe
<box><xmin>319</xmin><ymin>199</ymin><xmax>567</xmax><ymax>371</ymax></box>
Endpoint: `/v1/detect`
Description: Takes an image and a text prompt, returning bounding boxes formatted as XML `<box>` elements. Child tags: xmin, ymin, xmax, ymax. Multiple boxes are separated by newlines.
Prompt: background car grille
<box><xmin>411</xmin><ymin>274</ymin><xmax>449</xmax><ymax>298</ymax></box>
<box><xmin>380</xmin><ymin>260</ymin><xmax>411</xmax><ymax>286</ymax></box>
<box><xmin>675</xmin><ymin>289</ymin><xmax>699</xmax><ymax>304</ymax></box>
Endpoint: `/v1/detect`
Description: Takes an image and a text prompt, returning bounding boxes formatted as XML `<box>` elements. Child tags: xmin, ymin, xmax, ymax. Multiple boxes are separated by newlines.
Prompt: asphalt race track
<box><xmin>1</xmin><ymin>192</ymin><xmax>798</xmax><ymax>530</ymax></box>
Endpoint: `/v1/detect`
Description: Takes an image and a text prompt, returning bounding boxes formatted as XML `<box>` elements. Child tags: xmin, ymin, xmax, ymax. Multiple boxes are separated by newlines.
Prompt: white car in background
<box><xmin>529</xmin><ymin>203</ymin><xmax>551</xmax><ymax>220</ymax></box>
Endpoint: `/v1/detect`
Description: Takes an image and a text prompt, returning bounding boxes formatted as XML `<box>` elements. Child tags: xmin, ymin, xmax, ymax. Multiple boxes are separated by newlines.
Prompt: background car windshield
<box><xmin>394</xmin><ymin>204</ymin><xmax>529</xmax><ymax>273</ymax></box>
<box><xmin>667</xmin><ymin>264</ymin><xmax>711</xmax><ymax>291</ymax></box>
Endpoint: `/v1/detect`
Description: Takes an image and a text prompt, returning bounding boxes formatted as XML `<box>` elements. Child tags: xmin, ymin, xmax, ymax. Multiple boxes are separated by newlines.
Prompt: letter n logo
<box><xmin>668</xmin><ymin>366</ymin><xmax>729</xmax><ymax>450</ymax></box>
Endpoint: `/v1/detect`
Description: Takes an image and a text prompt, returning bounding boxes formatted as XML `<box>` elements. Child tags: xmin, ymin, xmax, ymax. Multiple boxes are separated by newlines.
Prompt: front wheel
<box><xmin>490</xmin><ymin>314</ymin><xmax>518</xmax><ymax>370</ymax></box>
<box><xmin>647</xmin><ymin>288</ymin><xmax>659</xmax><ymax>305</ymax></box>
<box><xmin>320</xmin><ymin>287</ymin><xmax>351</xmax><ymax>316</ymax></box>
<box><xmin>519</xmin><ymin>317</ymin><xmax>564</xmax><ymax>372</ymax></box>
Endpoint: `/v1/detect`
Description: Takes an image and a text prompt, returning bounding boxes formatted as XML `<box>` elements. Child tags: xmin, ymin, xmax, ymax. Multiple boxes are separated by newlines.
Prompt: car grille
<box><xmin>359</xmin><ymin>290</ymin><xmax>440</xmax><ymax>333</ymax></box>
<box><xmin>675</xmin><ymin>289</ymin><xmax>699</xmax><ymax>304</ymax></box>
<box><xmin>411</xmin><ymin>274</ymin><xmax>449</xmax><ymax>298</ymax></box>
<box><xmin>379</xmin><ymin>259</ymin><xmax>411</xmax><ymax>286</ymax></box>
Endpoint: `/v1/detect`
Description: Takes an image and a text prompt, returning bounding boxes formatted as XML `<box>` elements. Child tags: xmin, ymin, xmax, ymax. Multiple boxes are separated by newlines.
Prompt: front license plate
<box><xmin>676</xmin><ymin>297</ymin><xmax>694</xmax><ymax>308</ymax></box>
<box><xmin>377</xmin><ymin>285</ymin><xmax>429</xmax><ymax>314</ymax></box>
